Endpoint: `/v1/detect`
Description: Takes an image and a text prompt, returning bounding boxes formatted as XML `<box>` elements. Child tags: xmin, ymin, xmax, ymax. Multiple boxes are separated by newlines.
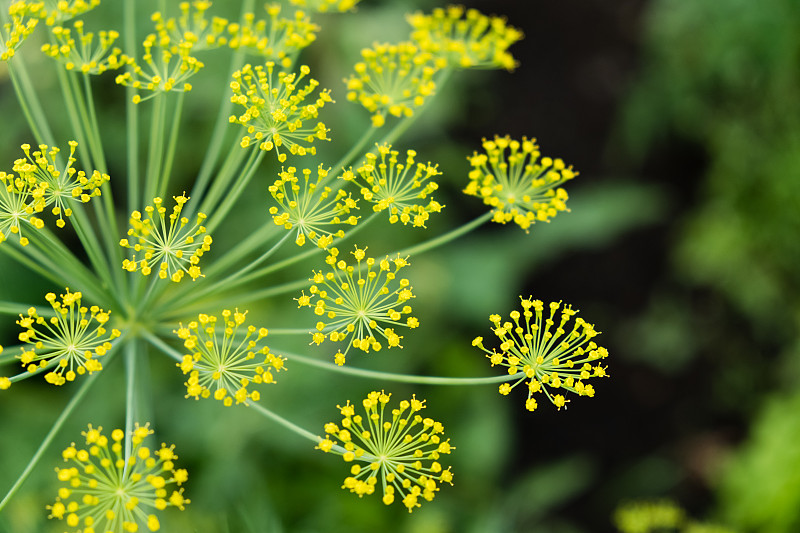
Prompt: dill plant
<box><xmin>0</xmin><ymin>0</ymin><xmax>612</xmax><ymax>529</ymax></box>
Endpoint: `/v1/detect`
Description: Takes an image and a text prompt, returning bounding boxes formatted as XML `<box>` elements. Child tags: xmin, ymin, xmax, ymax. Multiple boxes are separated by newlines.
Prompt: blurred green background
<box><xmin>1</xmin><ymin>0</ymin><xmax>799</xmax><ymax>532</ymax></box>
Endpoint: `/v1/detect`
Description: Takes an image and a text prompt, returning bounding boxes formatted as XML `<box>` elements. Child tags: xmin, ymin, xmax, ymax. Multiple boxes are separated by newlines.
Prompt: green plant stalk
<box><xmin>122</xmin><ymin>340</ymin><xmax>137</xmax><ymax>478</ymax></box>
<box><xmin>202</xmin><ymin>147</ymin><xmax>264</xmax><ymax>234</ymax></box>
<box><xmin>156</xmin><ymin>91</ymin><xmax>186</xmax><ymax>199</ymax></box>
<box><xmin>6</xmin><ymin>61</ymin><xmax>55</xmax><ymax>147</ymax></box>
<box><xmin>142</xmin><ymin>92</ymin><xmax>167</xmax><ymax>206</ymax></box>
<box><xmin>195</xmin><ymin>138</ymin><xmax>250</xmax><ymax>216</ymax></box>
<box><xmin>55</xmin><ymin>67</ymin><xmax>92</xmax><ymax>167</ymax></box>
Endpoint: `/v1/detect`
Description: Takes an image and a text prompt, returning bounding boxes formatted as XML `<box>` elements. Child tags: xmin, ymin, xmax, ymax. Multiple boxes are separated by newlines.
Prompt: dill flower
<box><xmin>114</xmin><ymin>34</ymin><xmax>203</xmax><ymax>103</ymax></box>
<box><xmin>0</xmin><ymin>345</ymin><xmax>10</xmax><ymax>390</ymax></box>
<box><xmin>472</xmin><ymin>296</ymin><xmax>609</xmax><ymax>411</ymax></box>
<box><xmin>151</xmin><ymin>1</ymin><xmax>230</xmax><ymax>52</ymax></box>
<box><xmin>38</xmin><ymin>0</ymin><xmax>100</xmax><ymax>26</ymax></box>
<box><xmin>13</xmin><ymin>141</ymin><xmax>109</xmax><ymax>228</ymax></box>
<box><xmin>227</xmin><ymin>4</ymin><xmax>319</xmax><ymax>67</ymax></box>
<box><xmin>407</xmin><ymin>5</ymin><xmax>523</xmax><ymax>70</ymax></box>
<box><xmin>16</xmin><ymin>288</ymin><xmax>120</xmax><ymax>386</ymax></box>
<box><xmin>344</xmin><ymin>41</ymin><xmax>444</xmax><ymax>128</ymax></box>
<box><xmin>268</xmin><ymin>164</ymin><xmax>358</xmax><ymax>247</ymax></box>
<box><xmin>342</xmin><ymin>143</ymin><xmax>443</xmax><ymax>228</ymax></box>
<box><xmin>47</xmin><ymin>423</ymin><xmax>189</xmax><ymax>532</ymax></box>
<box><xmin>229</xmin><ymin>62</ymin><xmax>332</xmax><ymax>162</ymax></box>
<box><xmin>120</xmin><ymin>195</ymin><xmax>212</xmax><ymax>283</ymax></box>
<box><xmin>0</xmin><ymin>169</ymin><xmax>45</xmax><ymax>246</ymax></box>
<box><xmin>175</xmin><ymin>309</ymin><xmax>286</xmax><ymax>406</ymax></box>
<box><xmin>40</xmin><ymin>20</ymin><xmax>124</xmax><ymax>74</ymax></box>
<box><xmin>288</xmin><ymin>0</ymin><xmax>360</xmax><ymax>13</ymax></box>
<box><xmin>297</xmin><ymin>246</ymin><xmax>418</xmax><ymax>365</ymax></box>
<box><xmin>1</xmin><ymin>2</ymin><xmax>39</xmax><ymax>61</ymax></box>
<box><xmin>317</xmin><ymin>390</ymin><xmax>454</xmax><ymax>512</ymax></box>
<box><xmin>613</xmin><ymin>500</ymin><xmax>686</xmax><ymax>533</ymax></box>
<box><xmin>464</xmin><ymin>135</ymin><xmax>577</xmax><ymax>231</ymax></box>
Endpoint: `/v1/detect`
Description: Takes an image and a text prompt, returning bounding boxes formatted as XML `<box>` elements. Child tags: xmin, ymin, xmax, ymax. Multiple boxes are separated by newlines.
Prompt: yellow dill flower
<box><xmin>174</xmin><ymin>310</ymin><xmax>286</xmax><ymax>406</ymax></box>
<box><xmin>0</xmin><ymin>345</ymin><xmax>10</xmax><ymax>390</ymax></box>
<box><xmin>151</xmin><ymin>1</ymin><xmax>230</xmax><ymax>52</ymax></box>
<box><xmin>0</xmin><ymin>169</ymin><xmax>46</xmax><ymax>246</ymax></box>
<box><xmin>288</xmin><ymin>0</ymin><xmax>359</xmax><ymax>13</ymax></box>
<box><xmin>464</xmin><ymin>135</ymin><xmax>577</xmax><ymax>231</ymax></box>
<box><xmin>227</xmin><ymin>4</ymin><xmax>319</xmax><ymax>67</ymax></box>
<box><xmin>16</xmin><ymin>288</ymin><xmax>120</xmax><ymax>386</ymax></box>
<box><xmin>297</xmin><ymin>246</ymin><xmax>418</xmax><ymax>365</ymax></box>
<box><xmin>613</xmin><ymin>500</ymin><xmax>686</xmax><ymax>533</ymax></box>
<box><xmin>13</xmin><ymin>141</ymin><xmax>109</xmax><ymax>228</ymax></box>
<box><xmin>268</xmin><ymin>164</ymin><xmax>358</xmax><ymax>247</ymax></box>
<box><xmin>40</xmin><ymin>20</ymin><xmax>124</xmax><ymax>74</ymax></box>
<box><xmin>344</xmin><ymin>41</ymin><xmax>444</xmax><ymax>128</ymax></box>
<box><xmin>317</xmin><ymin>390</ymin><xmax>454</xmax><ymax>512</ymax></box>
<box><xmin>407</xmin><ymin>5</ymin><xmax>523</xmax><ymax>70</ymax></box>
<box><xmin>473</xmin><ymin>296</ymin><xmax>609</xmax><ymax>411</ymax></box>
<box><xmin>1</xmin><ymin>2</ymin><xmax>40</xmax><ymax>61</ymax></box>
<box><xmin>229</xmin><ymin>62</ymin><xmax>332</xmax><ymax>162</ymax></box>
<box><xmin>114</xmin><ymin>34</ymin><xmax>203</xmax><ymax>103</ymax></box>
<box><xmin>120</xmin><ymin>195</ymin><xmax>212</xmax><ymax>283</ymax></box>
<box><xmin>342</xmin><ymin>143</ymin><xmax>443</xmax><ymax>227</ymax></box>
<box><xmin>38</xmin><ymin>0</ymin><xmax>100</xmax><ymax>26</ymax></box>
<box><xmin>47</xmin><ymin>423</ymin><xmax>189</xmax><ymax>532</ymax></box>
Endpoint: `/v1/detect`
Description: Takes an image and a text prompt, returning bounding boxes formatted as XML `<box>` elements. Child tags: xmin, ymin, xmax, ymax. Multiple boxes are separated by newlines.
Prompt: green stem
<box><xmin>395</xmin><ymin>211</ymin><xmax>493</xmax><ymax>257</ymax></box>
<box><xmin>328</xmin><ymin>124</ymin><xmax>378</xmax><ymax>175</ymax></box>
<box><xmin>142</xmin><ymin>93</ymin><xmax>167</xmax><ymax>204</ymax></box>
<box><xmin>203</xmin><ymin>148</ymin><xmax>264</xmax><ymax>234</ymax></box>
<box><xmin>6</xmin><ymin>60</ymin><xmax>55</xmax><ymax>146</ymax></box>
<box><xmin>0</xmin><ymin>301</ymin><xmax>55</xmax><ymax>316</ymax></box>
<box><xmin>156</xmin><ymin>91</ymin><xmax>186</xmax><ymax>199</ymax></box>
<box><xmin>122</xmin><ymin>341</ymin><xmax>137</xmax><ymax>477</ymax></box>
<box><xmin>56</xmin><ymin>67</ymin><xmax>92</xmax><ymax>167</ymax></box>
<box><xmin>200</xmin><ymin>223</ymin><xmax>278</xmax><ymax>279</ymax></box>
<box><xmin>247</xmin><ymin>402</ymin><xmax>323</xmax><ymax>445</ymax></box>
<box><xmin>81</xmin><ymin>73</ymin><xmax>108</xmax><ymax>172</ymax></box>
<box><xmin>195</xmin><ymin>140</ymin><xmax>249</xmax><ymax>217</ymax></box>
<box><xmin>283</xmin><ymin>349</ymin><xmax>515</xmax><ymax>385</ymax></box>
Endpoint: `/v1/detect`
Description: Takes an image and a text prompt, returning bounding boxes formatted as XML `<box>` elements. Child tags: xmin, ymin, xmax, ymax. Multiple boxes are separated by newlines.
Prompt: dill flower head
<box><xmin>16</xmin><ymin>288</ymin><xmax>120</xmax><ymax>386</ymax></box>
<box><xmin>296</xmin><ymin>246</ymin><xmax>418</xmax><ymax>365</ymax></box>
<box><xmin>288</xmin><ymin>0</ymin><xmax>360</xmax><ymax>13</ymax></box>
<box><xmin>229</xmin><ymin>62</ymin><xmax>332</xmax><ymax>162</ymax></box>
<box><xmin>120</xmin><ymin>195</ymin><xmax>212</xmax><ymax>283</ymax></box>
<box><xmin>151</xmin><ymin>1</ymin><xmax>230</xmax><ymax>52</ymax></box>
<box><xmin>268</xmin><ymin>164</ymin><xmax>358</xmax><ymax>247</ymax></box>
<box><xmin>13</xmin><ymin>141</ymin><xmax>109</xmax><ymax>228</ymax></box>
<box><xmin>317</xmin><ymin>390</ymin><xmax>454</xmax><ymax>512</ymax></box>
<box><xmin>0</xmin><ymin>169</ymin><xmax>45</xmax><ymax>246</ymax></box>
<box><xmin>1</xmin><ymin>2</ymin><xmax>39</xmax><ymax>61</ymax></box>
<box><xmin>227</xmin><ymin>4</ymin><xmax>319</xmax><ymax>66</ymax></box>
<box><xmin>472</xmin><ymin>296</ymin><xmax>609</xmax><ymax>412</ymax></box>
<box><xmin>0</xmin><ymin>345</ymin><xmax>10</xmax><ymax>390</ymax></box>
<box><xmin>407</xmin><ymin>5</ymin><xmax>523</xmax><ymax>70</ymax></box>
<box><xmin>613</xmin><ymin>500</ymin><xmax>686</xmax><ymax>533</ymax></box>
<box><xmin>175</xmin><ymin>309</ymin><xmax>286</xmax><ymax>406</ymax></box>
<box><xmin>344</xmin><ymin>41</ymin><xmax>445</xmax><ymax>128</ymax></box>
<box><xmin>39</xmin><ymin>0</ymin><xmax>100</xmax><ymax>26</ymax></box>
<box><xmin>40</xmin><ymin>20</ymin><xmax>123</xmax><ymax>74</ymax></box>
<box><xmin>48</xmin><ymin>423</ymin><xmax>189</xmax><ymax>533</ymax></box>
<box><xmin>464</xmin><ymin>135</ymin><xmax>577</xmax><ymax>231</ymax></box>
<box><xmin>342</xmin><ymin>143</ymin><xmax>443</xmax><ymax>228</ymax></box>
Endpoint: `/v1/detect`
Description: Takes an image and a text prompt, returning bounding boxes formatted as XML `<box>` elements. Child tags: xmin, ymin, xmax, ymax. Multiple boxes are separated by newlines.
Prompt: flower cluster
<box><xmin>317</xmin><ymin>391</ymin><xmax>453</xmax><ymax>512</ymax></box>
<box><xmin>40</xmin><ymin>20</ymin><xmax>123</xmax><ymax>74</ymax></box>
<box><xmin>175</xmin><ymin>310</ymin><xmax>286</xmax><ymax>406</ymax></box>
<box><xmin>344</xmin><ymin>42</ymin><xmax>444</xmax><ymax>128</ymax></box>
<box><xmin>0</xmin><ymin>168</ymin><xmax>45</xmax><ymax>246</ymax></box>
<box><xmin>230</xmin><ymin>62</ymin><xmax>332</xmax><ymax>161</ymax></box>
<box><xmin>120</xmin><ymin>195</ymin><xmax>212</xmax><ymax>283</ymax></box>
<box><xmin>1</xmin><ymin>2</ymin><xmax>39</xmax><ymax>61</ymax></box>
<box><xmin>297</xmin><ymin>247</ymin><xmax>418</xmax><ymax>365</ymax></box>
<box><xmin>16</xmin><ymin>288</ymin><xmax>120</xmax><ymax>386</ymax></box>
<box><xmin>473</xmin><ymin>296</ymin><xmax>609</xmax><ymax>411</ymax></box>
<box><xmin>48</xmin><ymin>424</ymin><xmax>189</xmax><ymax>532</ymax></box>
<box><xmin>0</xmin><ymin>345</ymin><xmax>10</xmax><ymax>390</ymax></box>
<box><xmin>464</xmin><ymin>135</ymin><xmax>577</xmax><ymax>231</ymax></box>
<box><xmin>268</xmin><ymin>164</ymin><xmax>358</xmax><ymax>247</ymax></box>
<box><xmin>288</xmin><ymin>0</ymin><xmax>360</xmax><ymax>13</ymax></box>
<box><xmin>38</xmin><ymin>0</ymin><xmax>101</xmax><ymax>27</ymax></box>
<box><xmin>407</xmin><ymin>5</ymin><xmax>524</xmax><ymax>70</ymax></box>
<box><xmin>227</xmin><ymin>4</ymin><xmax>318</xmax><ymax>66</ymax></box>
<box><xmin>151</xmin><ymin>1</ymin><xmax>230</xmax><ymax>52</ymax></box>
<box><xmin>343</xmin><ymin>143</ymin><xmax>443</xmax><ymax>227</ymax></box>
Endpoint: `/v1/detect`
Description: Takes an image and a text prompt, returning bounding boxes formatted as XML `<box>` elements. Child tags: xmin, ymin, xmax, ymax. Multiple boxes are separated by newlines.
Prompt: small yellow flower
<box><xmin>227</xmin><ymin>4</ymin><xmax>319</xmax><ymax>67</ymax></box>
<box><xmin>475</xmin><ymin>296</ymin><xmax>609</xmax><ymax>411</ymax></box>
<box><xmin>1</xmin><ymin>2</ymin><xmax>40</xmax><ymax>61</ymax></box>
<box><xmin>151</xmin><ymin>1</ymin><xmax>230</xmax><ymax>52</ymax></box>
<box><xmin>268</xmin><ymin>164</ymin><xmax>358</xmax><ymax>247</ymax></box>
<box><xmin>38</xmin><ymin>0</ymin><xmax>100</xmax><ymax>27</ymax></box>
<box><xmin>229</xmin><ymin>62</ymin><xmax>332</xmax><ymax>161</ymax></box>
<box><xmin>613</xmin><ymin>500</ymin><xmax>686</xmax><ymax>533</ymax></box>
<box><xmin>342</xmin><ymin>143</ymin><xmax>443</xmax><ymax>227</ymax></box>
<box><xmin>345</xmin><ymin>41</ymin><xmax>444</xmax><ymax>128</ymax></box>
<box><xmin>16</xmin><ymin>288</ymin><xmax>120</xmax><ymax>386</ymax></box>
<box><xmin>0</xmin><ymin>168</ymin><xmax>46</xmax><ymax>246</ymax></box>
<box><xmin>40</xmin><ymin>20</ymin><xmax>124</xmax><ymax>74</ymax></box>
<box><xmin>288</xmin><ymin>0</ymin><xmax>360</xmax><ymax>13</ymax></box>
<box><xmin>407</xmin><ymin>5</ymin><xmax>523</xmax><ymax>70</ymax></box>
<box><xmin>175</xmin><ymin>309</ymin><xmax>286</xmax><ymax>406</ymax></box>
<box><xmin>47</xmin><ymin>423</ymin><xmax>189</xmax><ymax>532</ymax></box>
<box><xmin>464</xmin><ymin>135</ymin><xmax>577</xmax><ymax>231</ymax></box>
<box><xmin>317</xmin><ymin>390</ymin><xmax>454</xmax><ymax>512</ymax></box>
<box><xmin>120</xmin><ymin>195</ymin><xmax>212</xmax><ymax>283</ymax></box>
<box><xmin>297</xmin><ymin>246</ymin><xmax>418</xmax><ymax>364</ymax></box>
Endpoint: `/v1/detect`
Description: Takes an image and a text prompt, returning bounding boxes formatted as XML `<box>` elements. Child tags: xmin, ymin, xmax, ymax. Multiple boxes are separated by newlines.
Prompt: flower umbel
<box><xmin>297</xmin><ymin>246</ymin><xmax>418</xmax><ymax>365</ymax></box>
<box><xmin>268</xmin><ymin>164</ymin><xmax>358</xmax><ymax>247</ymax></box>
<box><xmin>40</xmin><ymin>20</ymin><xmax>124</xmax><ymax>74</ymax></box>
<box><xmin>0</xmin><ymin>169</ymin><xmax>45</xmax><ymax>246</ymax></box>
<box><xmin>120</xmin><ymin>194</ymin><xmax>212</xmax><ymax>282</ymax></box>
<box><xmin>175</xmin><ymin>310</ymin><xmax>286</xmax><ymax>406</ymax></box>
<box><xmin>317</xmin><ymin>390</ymin><xmax>453</xmax><ymax>512</ymax></box>
<box><xmin>288</xmin><ymin>0</ymin><xmax>360</xmax><ymax>13</ymax></box>
<box><xmin>1</xmin><ymin>2</ymin><xmax>39</xmax><ymax>61</ymax></box>
<box><xmin>464</xmin><ymin>135</ymin><xmax>577</xmax><ymax>231</ymax></box>
<box><xmin>151</xmin><ymin>1</ymin><xmax>230</xmax><ymax>52</ymax></box>
<box><xmin>230</xmin><ymin>62</ymin><xmax>332</xmax><ymax>161</ymax></box>
<box><xmin>407</xmin><ymin>5</ymin><xmax>523</xmax><ymax>70</ymax></box>
<box><xmin>47</xmin><ymin>423</ymin><xmax>189</xmax><ymax>532</ymax></box>
<box><xmin>473</xmin><ymin>296</ymin><xmax>609</xmax><ymax>411</ymax></box>
<box><xmin>343</xmin><ymin>143</ymin><xmax>443</xmax><ymax>227</ymax></box>
<box><xmin>16</xmin><ymin>288</ymin><xmax>120</xmax><ymax>386</ymax></box>
<box><xmin>227</xmin><ymin>4</ymin><xmax>319</xmax><ymax>66</ymax></box>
